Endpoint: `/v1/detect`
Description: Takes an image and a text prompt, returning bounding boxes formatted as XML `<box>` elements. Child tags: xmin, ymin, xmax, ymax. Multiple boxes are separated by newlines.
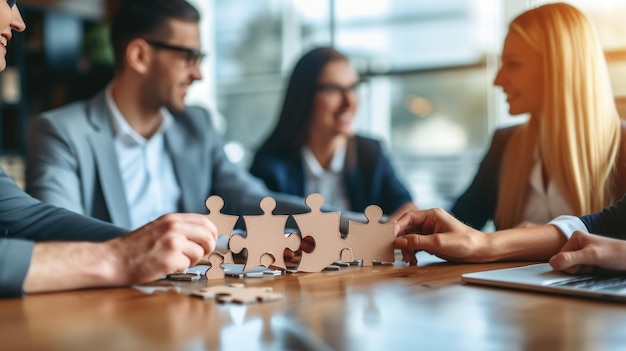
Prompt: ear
<box><xmin>125</xmin><ymin>38</ymin><xmax>152</xmax><ymax>75</ymax></box>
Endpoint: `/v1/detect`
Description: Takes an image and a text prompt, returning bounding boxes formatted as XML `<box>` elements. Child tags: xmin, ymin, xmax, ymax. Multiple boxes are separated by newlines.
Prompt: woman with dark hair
<box><xmin>250</xmin><ymin>47</ymin><xmax>418</xmax><ymax>219</ymax></box>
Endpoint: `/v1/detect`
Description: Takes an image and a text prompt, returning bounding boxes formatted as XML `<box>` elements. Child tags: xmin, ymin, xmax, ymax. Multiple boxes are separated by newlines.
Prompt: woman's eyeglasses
<box><xmin>144</xmin><ymin>39</ymin><xmax>206</xmax><ymax>68</ymax></box>
<box><xmin>316</xmin><ymin>80</ymin><xmax>365</xmax><ymax>95</ymax></box>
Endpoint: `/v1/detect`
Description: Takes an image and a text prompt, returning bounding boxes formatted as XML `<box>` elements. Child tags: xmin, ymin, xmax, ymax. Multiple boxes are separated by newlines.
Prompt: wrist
<box><xmin>97</xmin><ymin>241</ymin><xmax>126</xmax><ymax>287</ymax></box>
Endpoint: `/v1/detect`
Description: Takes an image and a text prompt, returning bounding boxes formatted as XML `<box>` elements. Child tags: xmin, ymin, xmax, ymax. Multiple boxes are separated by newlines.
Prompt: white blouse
<box><xmin>521</xmin><ymin>154</ymin><xmax>573</xmax><ymax>225</ymax></box>
<box><xmin>302</xmin><ymin>145</ymin><xmax>351</xmax><ymax>211</ymax></box>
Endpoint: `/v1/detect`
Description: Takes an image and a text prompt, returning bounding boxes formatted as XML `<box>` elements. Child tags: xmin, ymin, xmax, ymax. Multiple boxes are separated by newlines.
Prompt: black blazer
<box><xmin>451</xmin><ymin>126</ymin><xmax>517</xmax><ymax>230</ymax></box>
<box><xmin>249</xmin><ymin>135</ymin><xmax>413</xmax><ymax>215</ymax></box>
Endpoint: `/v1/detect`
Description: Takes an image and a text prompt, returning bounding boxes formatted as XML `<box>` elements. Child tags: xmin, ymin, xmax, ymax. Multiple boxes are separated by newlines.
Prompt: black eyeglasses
<box><xmin>316</xmin><ymin>80</ymin><xmax>365</xmax><ymax>95</ymax></box>
<box><xmin>144</xmin><ymin>39</ymin><xmax>206</xmax><ymax>68</ymax></box>
<box><xmin>7</xmin><ymin>0</ymin><xmax>16</xmax><ymax>8</ymax></box>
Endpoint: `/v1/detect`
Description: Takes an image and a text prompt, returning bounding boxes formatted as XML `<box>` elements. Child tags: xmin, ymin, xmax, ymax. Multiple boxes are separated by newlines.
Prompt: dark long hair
<box><xmin>257</xmin><ymin>47</ymin><xmax>348</xmax><ymax>158</ymax></box>
<box><xmin>110</xmin><ymin>0</ymin><xmax>200</xmax><ymax>72</ymax></box>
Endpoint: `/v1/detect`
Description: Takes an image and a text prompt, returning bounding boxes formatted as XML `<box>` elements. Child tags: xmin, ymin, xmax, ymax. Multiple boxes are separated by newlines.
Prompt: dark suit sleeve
<box><xmin>0</xmin><ymin>169</ymin><xmax>126</xmax><ymax>298</ymax></box>
<box><xmin>579</xmin><ymin>194</ymin><xmax>626</xmax><ymax>239</ymax></box>
<box><xmin>374</xmin><ymin>145</ymin><xmax>413</xmax><ymax>214</ymax></box>
<box><xmin>451</xmin><ymin>129</ymin><xmax>509</xmax><ymax>230</ymax></box>
<box><xmin>249</xmin><ymin>151</ymin><xmax>282</xmax><ymax>192</ymax></box>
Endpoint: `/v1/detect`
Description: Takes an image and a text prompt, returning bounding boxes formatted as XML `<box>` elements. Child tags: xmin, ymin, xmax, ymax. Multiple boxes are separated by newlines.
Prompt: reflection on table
<box><xmin>2</xmin><ymin>253</ymin><xmax>626</xmax><ymax>351</ymax></box>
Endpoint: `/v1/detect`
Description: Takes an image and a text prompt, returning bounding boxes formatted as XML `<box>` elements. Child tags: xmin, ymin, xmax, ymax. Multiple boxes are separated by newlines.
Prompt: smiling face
<box><xmin>308</xmin><ymin>60</ymin><xmax>360</xmax><ymax>139</ymax></box>
<box><xmin>493</xmin><ymin>31</ymin><xmax>544</xmax><ymax>118</ymax></box>
<box><xmin>0</xmin><ymin>1</ymin><xmax>25</xmax><ymax>72</ymax></box>
<box><xmin>142</xmin><ymin>19</ymin><xmax>202</xmax><ymax>112</ymax></box>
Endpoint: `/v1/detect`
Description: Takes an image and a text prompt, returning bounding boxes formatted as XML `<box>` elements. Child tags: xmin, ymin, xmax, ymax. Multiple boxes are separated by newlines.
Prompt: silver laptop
<box><xmin>461</xmin><ymin>263</ymin><xmax>626</xmax><ymax>302</ymax></box>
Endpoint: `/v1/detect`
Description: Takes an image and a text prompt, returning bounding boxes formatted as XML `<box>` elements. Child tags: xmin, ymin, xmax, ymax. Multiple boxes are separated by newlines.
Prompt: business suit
<box><xmin>580</xmin><ymin>194</ymin><xmax>626</xmax><ymax>239</ymax></box>
<box><xmin>26</xmin><ymin>91</ymin><xmax>308</xmax><ymax>229</ymax></box>
<box><xmin>249</xmin><ymin>135</ymin><xmax>413</xmax><ymax>215</ymax></box>
<box><xmin>452</xmin><ymin>123</ymin><xmax>626</xmax><ymax>230</ymax></box>
<box><xmin>0</xmin><ymin>168</ymin><xmax>125</xmax><ymax>298</ymax></box>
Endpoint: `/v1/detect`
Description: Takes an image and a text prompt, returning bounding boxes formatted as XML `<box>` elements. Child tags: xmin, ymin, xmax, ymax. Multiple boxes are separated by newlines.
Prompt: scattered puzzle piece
<box><xmin>343</xmin><ymin>205</ymin><xmax>396</xmax><ymax>266</ymax></box>
<box><xmin>204</xmin><ymin>195</ymin><xmax>239</xmax><ymax>264</ymax></box>
<box><xmin>191</xmin><ymin>284</ymin><xmax>283</xmax><ymax>304</ymax></box>
<box><xmin>205</xmin><ymin>253</ymin><xmax>225</xmax><ymax>279</ymax></box>
<box><xmin>293</xmin><ymin>193</ymin><xmax>345</xmax><ymax>272</ymax></box>
<box><xmin>230</xmin><ymin>197</ymin><xmax>301</xmax><ymax>271</ymax></box>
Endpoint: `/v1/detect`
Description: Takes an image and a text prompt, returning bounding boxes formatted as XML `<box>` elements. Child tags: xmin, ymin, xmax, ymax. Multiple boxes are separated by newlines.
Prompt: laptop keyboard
<box><xmin>549</xmin><ymin>276</ymin><xmax>626</xmax><ymax>291</ymax></box>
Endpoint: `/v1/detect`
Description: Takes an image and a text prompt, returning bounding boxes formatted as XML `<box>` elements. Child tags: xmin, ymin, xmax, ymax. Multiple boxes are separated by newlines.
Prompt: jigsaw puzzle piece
<box><xmin>230</xmin><ymin>197</ymin><xmax>300</xmax><ymax>271</ymax></box>
<box><xmin>293</xmin><ymin>193</ymin><xmax>344</xmax><ymax>272</ymax></box>
<box><xmin>344</xmin><ymin>205</ymin><xmax>396</xmax><ymax>266</ymax></box>
<box><xmin>204</xmin><ymin>195</ymin><xmax>239</xmax><ymax>264</ymax></box>
<box><xmin>205</xmin><ymin>253</ymin><xmax>225</xmax><ymax>279</ymax></box>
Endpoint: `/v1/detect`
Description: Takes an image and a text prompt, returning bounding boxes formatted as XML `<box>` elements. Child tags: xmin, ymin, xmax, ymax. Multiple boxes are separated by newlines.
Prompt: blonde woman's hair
<box><xmin>495</xmin><ymin>2</ymin><xmax>621</xmax><ymax>229</ymax></box>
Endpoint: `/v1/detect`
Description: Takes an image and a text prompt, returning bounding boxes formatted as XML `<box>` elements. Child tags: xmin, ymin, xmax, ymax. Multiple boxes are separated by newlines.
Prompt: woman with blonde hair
<box><xmin>452</xmin><ymin>2</ymin><xmax>626</xmax><ymax>230</ymax></box>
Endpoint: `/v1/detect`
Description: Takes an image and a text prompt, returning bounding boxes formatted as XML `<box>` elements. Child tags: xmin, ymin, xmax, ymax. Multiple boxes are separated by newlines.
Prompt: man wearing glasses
<box><xmin>25</xmin><ymin>0</ymin><xmax>322</xmax><ymax>231</ymax></box>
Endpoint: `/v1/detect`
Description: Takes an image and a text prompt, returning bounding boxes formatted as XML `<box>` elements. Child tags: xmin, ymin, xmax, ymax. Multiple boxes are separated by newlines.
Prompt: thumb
<box><xmin>549</xmin><ymin>249</ymin><xmax>587</xmax><ymax>273</ymax></box>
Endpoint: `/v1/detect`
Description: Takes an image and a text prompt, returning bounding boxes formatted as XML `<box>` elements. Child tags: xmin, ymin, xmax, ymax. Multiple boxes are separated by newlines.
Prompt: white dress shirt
<box><xmin>302</xmin><ymin>144</ymin><xmax>351</xmax><ymax>211</ymax></box>
<box><xmin>549</xmin><ymin>215</ymin><xmax>588</xmax><ymax>239</ymax></box>
<box><xmin>521</xmin><ymin>152</ymin><xmax>573</xmax><ymax>225</ymax></box>
<box><xmin>106</xmin><ymin>87</ymin><xmax>181</xmax><ymax>229</ymax></box>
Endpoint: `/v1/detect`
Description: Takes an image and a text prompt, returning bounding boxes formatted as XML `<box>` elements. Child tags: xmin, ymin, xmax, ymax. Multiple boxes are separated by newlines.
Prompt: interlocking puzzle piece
<box><xmin>343</xmin><ymin>205</ymin><xmax>396</xmax><ymax>266</ymax></box>
<box><xmin>205</xmin><ymin>253</ymin><xmax>225</xmax><ymax>279</ymax></box>
<box><xmin>293</xmin><ymin>193</ymin><xmax>345</xmax><ymax>272</ymax></box>
<box><xmin>191</xmin><ymin>284</ymin><xmax>283</xmax><ymax>304</ymax></box>
<box><xmin>230</xmin><ymin>197</ymin><xmax>301</xmax><ymax>271</ymax></box>
<box><xmin>204</xmin><ymin>195</ymin><xmax>239</xmax><ymax>264</ymax></box>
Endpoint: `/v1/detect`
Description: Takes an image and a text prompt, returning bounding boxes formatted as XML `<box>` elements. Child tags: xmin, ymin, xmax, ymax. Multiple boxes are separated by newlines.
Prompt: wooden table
<box><xmin>2</xmin><ymin>254</ymin><xmax>626</xmax><ymax>351</ymax></box>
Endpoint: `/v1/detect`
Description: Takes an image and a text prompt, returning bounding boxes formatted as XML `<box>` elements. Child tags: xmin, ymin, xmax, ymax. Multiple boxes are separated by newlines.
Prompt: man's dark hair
<box><xmin>110</xmin><ymin>0</ymin><xmax>200</xmax><ymax>71</ymax></box>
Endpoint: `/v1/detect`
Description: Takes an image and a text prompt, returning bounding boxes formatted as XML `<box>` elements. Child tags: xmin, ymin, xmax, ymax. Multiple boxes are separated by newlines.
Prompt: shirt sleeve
<box><xmin>0</xmin><ymin>239</ymin><xmax>34</xmax><ymax>298</ymax></box>
<box><xmin>548</xmin><ymin>215</ymin><xmax>589</xmax><ymax>239</ymax></box>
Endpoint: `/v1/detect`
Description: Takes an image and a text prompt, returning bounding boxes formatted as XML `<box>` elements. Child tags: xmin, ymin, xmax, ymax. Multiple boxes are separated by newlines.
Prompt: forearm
<box><xmin>23</xmin><ymin>242</ymin><xmax>119</xmax><ymax>294</ymax></box>
<box><xmin>485</xmin><ymin>224</ymin><xmax>568</xmax><ymax>261</ymax></box>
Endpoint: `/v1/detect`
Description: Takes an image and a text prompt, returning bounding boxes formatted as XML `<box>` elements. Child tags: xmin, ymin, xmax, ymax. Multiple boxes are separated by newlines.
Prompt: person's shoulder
<box><xmin>174</xmin><ymin>105</ymin><xmax>215</xmax><ymax>132</ymax></box>
<box><xmin>489</xmin><ymin>124</ymin><xmax>522</xmax><ymax>146</ymax></box>
<box><xmin>493</xmin><ymin>124</ymin><xmax>521</xmax><ymax>137</ymax></box>
<box><xmin>253</xmin><ymin>148</ymin><xmax>292</xmax><ymax>163</ymax></box>
<box><xmin>181</xmin><ymin>105</ymin><xmax>211</xmax><ymax>122</ymax></box>
<box><xmin>354</xmin><ymin>134</ymin><xmax>383</xmax><ymax>151</ymax></box>
<box><xmin>37</xmin><ymin>99</ymin><xmax>90</xmax><ymax>124</ymax></box>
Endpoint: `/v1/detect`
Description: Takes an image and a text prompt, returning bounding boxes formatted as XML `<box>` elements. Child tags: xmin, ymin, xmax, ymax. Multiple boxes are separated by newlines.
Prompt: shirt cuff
<box><xmin>548</xmin><ymin>215</ymin><xmax>589</xmax><ymax>239</ymax></box>
<box><xmin>0</xmin><ymin>239</ymin><xmax>34</xmax><ymax>298</ymax></box>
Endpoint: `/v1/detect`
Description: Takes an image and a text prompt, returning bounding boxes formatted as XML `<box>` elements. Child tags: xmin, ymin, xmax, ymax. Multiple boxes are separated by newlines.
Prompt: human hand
<box><xmin>393</xmin><ymin>208</ymin><xmax>491</xmax><ymax>265</ymax></box>
<box><xmin>106</xmin><ymin>213</ymin><xmax>218</xmax><ymax>285</ymax></box>
<box><xmin>549</xmin><ymin>231</ymin><xmax>626</xmax><ymax>274</ymax></box>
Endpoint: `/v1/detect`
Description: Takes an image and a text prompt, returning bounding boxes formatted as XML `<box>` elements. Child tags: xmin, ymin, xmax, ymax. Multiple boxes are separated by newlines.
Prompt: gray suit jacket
<box><xmin>25</xmin><ymin>91</ymin><xmax>314</xmax><ymax>229</ymax></box>
<box><xmin>0</xmin><ymin>168</ymin><xmax>125</xmax><ymax>298</ymax></box>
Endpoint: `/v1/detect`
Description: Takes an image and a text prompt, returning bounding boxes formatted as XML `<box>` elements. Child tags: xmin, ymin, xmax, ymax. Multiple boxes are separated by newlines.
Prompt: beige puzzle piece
<box><xmin>204</xmin><ymin>195</ymin><xmax>239</xmax><ymax>264</ymax></box>
<box><xmin>293</xmin><ymin>193</ymin><xmax>345</xmax><ymax>272</ymax></box>
<box><xmin>205</xmin><ymin>253</ymin><xmax>225</xmax><ymax>280</ymax></box>
<box><xmin>191</xmin><ymin>284</ymin><xmax>283</xmax><ymax>304</ymax></box>
<box><xmin>229</xmin><ymin>197</ymin><xmax>301</xmax><ymax>271</ymax></box>
<box><xmin>343</xmin><ymin>205</ymin><xmax>396</xmax><ymax>266</ymax></box>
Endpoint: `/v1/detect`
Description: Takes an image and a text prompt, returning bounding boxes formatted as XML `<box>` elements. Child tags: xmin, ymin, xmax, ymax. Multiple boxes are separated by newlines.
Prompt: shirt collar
<box><xmin>302</xmin><ymin>142</ymin><xmax>347</xmax><ymax>177</ymax></box>
<box><xmin>105</xmin><ymin>85</ymin><xmax>173</xmax><ymax>145</ymax></box>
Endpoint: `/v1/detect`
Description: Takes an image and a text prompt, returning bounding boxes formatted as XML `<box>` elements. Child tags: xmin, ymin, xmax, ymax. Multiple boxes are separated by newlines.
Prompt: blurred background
<box><xmin>2</xmin><ymin>0</ymin><xmax>626</xmax><ymax>216</ymax></box>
